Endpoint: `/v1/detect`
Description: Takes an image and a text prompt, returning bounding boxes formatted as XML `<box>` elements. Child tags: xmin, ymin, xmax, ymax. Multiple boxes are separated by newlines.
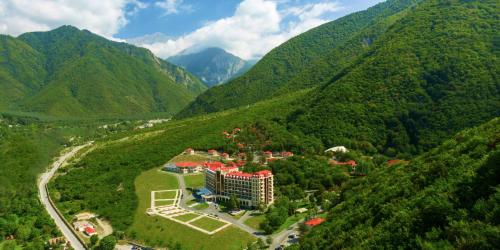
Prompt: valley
<box><xmin>0</xmin><ymin>0</ymin><xmax>498</xmax><ymax>249</ymax></box>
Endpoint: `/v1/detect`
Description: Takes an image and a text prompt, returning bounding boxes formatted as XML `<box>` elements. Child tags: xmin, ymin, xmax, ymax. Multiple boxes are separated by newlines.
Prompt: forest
<box><xmin>297</xmin><ymin>118</ymin><xmax>500</xmax><ymax>249</ymax></box>
<box><xmin>0</xmin><ymin>117</ymin><xmax>64</xmax><ymax>249</ymax></box>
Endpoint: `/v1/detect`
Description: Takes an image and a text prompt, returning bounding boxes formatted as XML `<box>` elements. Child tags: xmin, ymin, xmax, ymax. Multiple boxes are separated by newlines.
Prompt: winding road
<box><xmin>38</xmin><ymin>142</ymin><xmax>92</xmax><ymax>250</ymax></box>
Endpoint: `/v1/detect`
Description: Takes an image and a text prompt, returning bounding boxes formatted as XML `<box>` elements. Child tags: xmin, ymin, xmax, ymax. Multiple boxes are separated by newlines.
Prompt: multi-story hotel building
<box><xmin>204</xmin><ymin>162</ymin><xmax>274</xmax><ymax>207</ymax></box>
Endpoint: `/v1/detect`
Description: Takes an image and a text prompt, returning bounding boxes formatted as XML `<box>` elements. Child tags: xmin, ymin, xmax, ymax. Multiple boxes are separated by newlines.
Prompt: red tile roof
<box><xmin>330</xmin><ymin>160</ymin><xmax>357</xmax><ymax>167</ymax></box>
<box><xmin>254</xmin><ymin>170</ymin><xmax>272</xmax><ymax>177</ymax></box>
<box><xmin>387</xmin><ymin>159</ymin><xmax>409</xmax><ymax>166</ymax></box>
<box><xmin>305</xmin><ymin>218</ymin><xmax>325</xmax><ymax>227</ymax></box>
<box><xmin>204</xmin><ymin>161</ymin><xmax>238</xmax><ymax>172</ymax></box>
<box><xmin>226</xmin><ymin>171</ymin><xmax>253</xmax><ymax>178</ymax></box>
<box><xmin>84</xmin><ymin>227</ymin><xmax>95</xmax><ymax>234</ymax></box>
<box><xmin>281</xmin><ymin>151</ymin><xmax>294</xmax><ymax>157</ymax></box>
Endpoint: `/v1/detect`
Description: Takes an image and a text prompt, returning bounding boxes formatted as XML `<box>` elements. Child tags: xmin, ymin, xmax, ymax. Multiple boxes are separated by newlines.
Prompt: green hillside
<box><xmin>289</xmin><ymin>0</ymin><xmax>499</xmax><ymax>155</ymax></box>
<box><xmin>299</xmin><ymin>117</ymin><xmax>500</xmax><ymax>249</ymax></box>
<box><xmin>0</xmin><ymin>116</ymin><xmax>92</xmax><ymax>249</ymax></box>
<box><xmin>178</xmin><ymin>0</ymin><xmax>421</xmax><ymax>117</ymax></box>
<box><xmin>0</xmin><ymin>35</ymin><xmax>46</xmax><ymax>109</ymax></box>
<box><xmin>49</xmin><ymin>90</ymin><xmax>308</xmax><ymax>233</ymax></box>
<box><xmin>0</xmin><ymin>26</ymin><xmax>206</xmax><ymax>118</ymax></box>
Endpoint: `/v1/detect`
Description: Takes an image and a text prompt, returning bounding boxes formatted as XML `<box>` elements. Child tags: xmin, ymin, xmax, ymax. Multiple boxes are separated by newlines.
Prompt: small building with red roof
<box><xmin>263</xmin><ymin>151</ymin><xmax>273</xmax><ymax>158</ymax></box>
<box><xmin>221</xmin><ymin>152</ymin><xmax>230</xmax><ymax>160</ymax></box>
<box><xmin>330</xmin><ymin>160</ymin><xmax>357</xmax><ymax>167</ymax></box>
<box><xmin>185</xmin><ymin>148</ymin><xmax>195</xmax><ymax>155</ymax></box>
<box><xmin>164</xmin><ymin>162</ymin><xmax>203</xmax><ymax>174</ymax></box>
<box><xmin>305</xmin><ymin>217</ymin><xmax>325</xmax><ymax>227</ymax></box>
<box><xmin>84</xmin><ymin>227</ymin><xmax>96</xmax><ymax>236</ymax></box>
<box><xmin>207</xmin><ymin>149</ymin><xmax>219</xmax><ymax>156</ymax></box>
<box><xmin>281</xmin><ymin>151</ymin><xmax>294</xmax><ymax>158</ymax></box>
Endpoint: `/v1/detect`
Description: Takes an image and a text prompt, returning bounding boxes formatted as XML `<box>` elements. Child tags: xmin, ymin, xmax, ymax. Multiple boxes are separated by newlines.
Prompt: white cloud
<box><xmin>155</xmin><ymin>0</ymin><xmax>193</xmax><ymax>15</ymax></box>
<box><xmin>139</xmin><ymin>0</ymin><xmax>342</xmax><ymax>60</ymax></box>
<box><xmin>0</xmin><ymin>0</ymin><xmax>146</xmax><ymax>38</ymax></box>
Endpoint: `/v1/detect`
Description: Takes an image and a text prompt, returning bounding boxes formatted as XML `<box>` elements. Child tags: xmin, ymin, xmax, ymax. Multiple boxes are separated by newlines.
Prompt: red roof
<box><xmin>254</xmin><ymin>170</ymin><xmax>272</xmax><ymax>177</ymax></box>
<box><xmin>387</xmin><ymin>159</ymin><xmax>409</xmax><ymax>166</ymax></box>
<box><xmin>176</xmin><ymin>162</ymin><xmax>202</xmax><ymax>168</ymax></box>
<box><xmin>281</xmin><ymin>151</ymin><xmax>294</xmax><ymax>157</ymax></box>
<box><xmin>84</xmin><ymin>227</ymin><xmax>95</xmax><ymax>234</ymax></box>
<box><xmin>221</xmin><ymin>153</ymin><xmax>229</xmax><ymax>157</ymax></box>
<box><xmin>185</xmin><ymin>148</ymin><xmax>193</xmax><ymax>151</ymax></box>
<box><xmin>267</xmin><ymin>158</ymin><xmax>280</xmax><ymax>163</ymax></box>
<box><xmin>330</xmin><ymin>160</ymin><xmax>357</xmax><ymax>167</ymax></box>
<box><xmin>226</xmin><ymin>171</ymin><xmax>253</xmax><ymax>178</ymax></box>
<box><xmin>305</xmin><ymin>218</ymin><xmax>325</xmax><ymax>227</ymax></box>
<box><xmin>204</xmin><ymin>161</ymin><xmax>238</xmax><ymax>172</ymax></box>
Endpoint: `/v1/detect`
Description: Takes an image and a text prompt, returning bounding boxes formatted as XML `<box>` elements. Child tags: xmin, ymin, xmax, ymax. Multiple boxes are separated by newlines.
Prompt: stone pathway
<box><xmin>149</xmin><ymin>189</ymin><xmax>231</xmax><ymax>235</ymax></box>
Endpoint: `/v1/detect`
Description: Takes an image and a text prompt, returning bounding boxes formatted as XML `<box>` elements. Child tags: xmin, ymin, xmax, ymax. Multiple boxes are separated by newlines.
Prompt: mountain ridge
<box><xmin>0</xmin><ymin>25</ymin><xmax>206</xmax><ymax>118</ymax></box>
<box><xmin>167</xmin><ymin>47</ymin><xmax>255</xmax><ymax>87</ymax></box>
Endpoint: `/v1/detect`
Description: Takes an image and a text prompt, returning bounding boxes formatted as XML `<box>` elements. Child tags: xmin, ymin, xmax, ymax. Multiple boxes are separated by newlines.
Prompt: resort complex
<box><xmin>203</xmin><ymin>163</ymin><xmax>274</xmax><ymax>207</ymax></box>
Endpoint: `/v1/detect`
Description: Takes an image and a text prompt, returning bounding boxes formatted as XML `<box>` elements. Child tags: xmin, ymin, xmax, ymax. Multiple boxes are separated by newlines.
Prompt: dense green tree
<box><xmin>96</xmin><ymin>235</ymin><xmax>116</xmax><ymax>250</ymax></box>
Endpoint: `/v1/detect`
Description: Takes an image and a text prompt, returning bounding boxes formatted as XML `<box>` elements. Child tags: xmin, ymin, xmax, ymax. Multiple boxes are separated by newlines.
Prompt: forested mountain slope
<box><xmin>178</xmin><ymin>0</ymin><xmax>421</xmax><ymax>117</ymax></box>
<box><xmin>0</xmin><ymin>26</ymin><xmax>206</xmax><ymax>118</ymax></box>
<box><xmin>0</xmin><ymin>119</ymin><xmax>65</xmax><ymax>249</ymax></box>
<box><xmin>168</xmin><ymin>47</ymin><xmax>254</xmax><ymax>87</ymax></box>
<box><xmin>299</xmin><ymin>117</ymin><xmax>500</xmax><ymax>249</ymax></box>
<box><xmin>289</xmin><ymin>0</ymin><xmax>499</xmax><ymax>155</ymax></box>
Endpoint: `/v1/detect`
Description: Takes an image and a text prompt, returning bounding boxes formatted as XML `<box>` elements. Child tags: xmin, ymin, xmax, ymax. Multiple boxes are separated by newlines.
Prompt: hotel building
<box><xmin>204</xmin><ymin>162</ymin><xmax>274</xmax><ymax>207</ymax></box>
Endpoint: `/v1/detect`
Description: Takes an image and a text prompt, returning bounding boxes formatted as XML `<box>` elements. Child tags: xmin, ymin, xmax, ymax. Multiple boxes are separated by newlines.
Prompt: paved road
<box><xmin>269</xmin><ymin>220</ymin><xmax>302</xmax><ymax>250</ymax></box>
<box><xmin>38</xmin><ymin>143</ymin><xmax>92</xmax><ymax>250</ymax></box>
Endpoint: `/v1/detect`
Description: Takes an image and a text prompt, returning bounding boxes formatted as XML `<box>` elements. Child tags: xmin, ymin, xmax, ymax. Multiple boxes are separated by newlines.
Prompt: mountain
<box><xmin>300</xmin><ymin>117</ymin><xmax>500</xmax><ymax>249</ymax></box>
<box><xmin>0</xmin><ymin>25</ymin><xmax>206</xmax><ymax>118</ymax></box>
<box><xmin>167</xmin><ymin>47</ymin><xmax>255</xmax><ymax>87</ymax></box>
<box><xmin>178</xmin><ymin>0</ymin><xmax>422</xmax><ymax>117</ymax></box>
<box><xmin>288</xmin><ymin>0</ymin><xmax>499</xmax><ymax>155</ymax></box>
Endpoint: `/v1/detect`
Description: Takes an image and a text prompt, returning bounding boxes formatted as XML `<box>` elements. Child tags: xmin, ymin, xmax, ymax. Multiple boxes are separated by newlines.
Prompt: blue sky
<box><xmin>117</xmin><ymin>0</ymin><xmax>383</xmax><ymax>39</ymax></box>
<box><xmin>0</xmin><ymin>0</ymin><xmax>384</xmax><ymax>59</ymax></box>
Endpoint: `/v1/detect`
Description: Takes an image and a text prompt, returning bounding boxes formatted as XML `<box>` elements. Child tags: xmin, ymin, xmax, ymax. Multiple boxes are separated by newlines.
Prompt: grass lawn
<box><xmin>169</xmin><ymin>154</ymin><xmax>210</xmax><ymax>162</ymax></box>
<box><xmin>189</xmin><ymin>217</ymin><xmax>228</xmax><ymax>232</ymax></box>
<box><xmin>172</xmin><ymin>213</ymin><xmax>202</xmax><ymax>222</ymax></box>
<box><xmin>275</xmin><ymin>213</ymin><xmax>307</xmax><ymax>234</ymax></box>
<box><xmin>184</xmin><ymin>173</ymin><xmax>205</xmax><ymax>188</ymax></box>
<box><xmin>244</xmin><ymin>214</ymin><xmax>265</xmax><ymax>230</ymax></box>
<box><xmin>193</xmin><ymin>203</ymin><xmax>209</xmax><ymax>210</ymax></box>
<box><xmin>155</xmin><ymin>191</ymin><xmax>177</xmax><ymax>199</ymax></box>
<box><xmin>186</xmin><ymin>199</ymin><xmax>197</xmax><ymax>205</ymax></box>
<box><xmin>155</xmin><ymin>200</ymin><xmax>175</xmax><ymax>206</ymax></box>
<box><xmin>129</xmin><ymin>168</ymin><xmax>256</xmax><ymax>250</ymax></box>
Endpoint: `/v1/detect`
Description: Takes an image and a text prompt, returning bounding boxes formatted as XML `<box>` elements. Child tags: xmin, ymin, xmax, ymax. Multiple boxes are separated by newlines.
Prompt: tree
<box><xmin>90</xmin><ymin>234</ymin><xmax>99</xmax><ymax>247</ymax></box>
<box><xmin>96</xmin><ymin>235</ymin><xmax>116</xmax><ymax>250</ymax></box>
<box><xmin>227</xmin><ymin>194</ymin><xmax>239</xmax><ymax>211</ymax></box>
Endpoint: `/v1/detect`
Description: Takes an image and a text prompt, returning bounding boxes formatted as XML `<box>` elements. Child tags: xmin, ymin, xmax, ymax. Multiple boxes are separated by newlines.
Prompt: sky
<box><xmin>0</xmin><ymin>0</ymin><xmax>384</xmax><ymax>60</ymax></box>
